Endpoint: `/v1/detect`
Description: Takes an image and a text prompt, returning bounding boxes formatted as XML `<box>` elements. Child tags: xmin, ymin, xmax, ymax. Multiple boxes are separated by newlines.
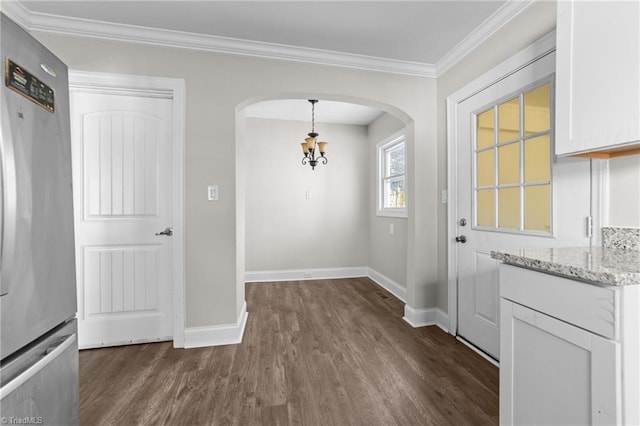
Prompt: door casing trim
<box><xmin>445</xmin><ymin>31</ymin><xmax>556</xmax><ymax>337</ymax></box>
<box><xmin>69</xmin><ymin>70</ymin><xmax>187</xmax><ymax>347</ymax></box>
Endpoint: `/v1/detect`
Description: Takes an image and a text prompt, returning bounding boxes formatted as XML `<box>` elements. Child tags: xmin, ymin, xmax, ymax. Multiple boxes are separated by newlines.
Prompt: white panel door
<box><xmin>71</xmin><ymin>90</ymin><xmax>174</xmax><ymax>348</ymax></box>
<box><xmin>456</xmin><ymin>51</ymin><xmax>592</xmax><ymax>360</ymax></box>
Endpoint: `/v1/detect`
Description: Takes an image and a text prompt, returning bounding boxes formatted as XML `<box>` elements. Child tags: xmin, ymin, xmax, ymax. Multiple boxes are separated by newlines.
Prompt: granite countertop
<box><xmin>491</xmin><ymin>246</ymin><xmax>640</xmax><ymax>286</ymax></box>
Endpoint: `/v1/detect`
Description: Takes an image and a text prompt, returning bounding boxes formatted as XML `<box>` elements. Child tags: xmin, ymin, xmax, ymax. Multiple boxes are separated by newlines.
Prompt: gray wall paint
<box><xmin>368</xmin><ymin>113</ymin><xmax>408</xmax><ymax>287</ymax></box>
<box><xmin>35</xmin><ymin>31</ymin><xmax>437</xmax><ymax>328</ymax></box>
<box><xmin>33</xmin><ymin>0</ymin><xmax>616</xmax><ymax>331</ymax></box>
<box><xmin>244</xmin><ymin>118</ymin><xmax>368</xmax><ymax>271</ymax></box>
<box><xmin>245</xmin><ymin>113</ymin><xmax>412</xmax><ymax>287</ymax></box>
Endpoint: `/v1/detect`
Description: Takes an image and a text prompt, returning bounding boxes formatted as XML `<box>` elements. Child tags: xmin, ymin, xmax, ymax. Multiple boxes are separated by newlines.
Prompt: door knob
<box><xmin>455</xmin><ymin>235</ymin><xmax>467</xmax><ymax>243</ymax></box>
<box><xmin>155</xmin><ymin>227</ymin><xmax>173</xmax><ymax>236</ymax></box>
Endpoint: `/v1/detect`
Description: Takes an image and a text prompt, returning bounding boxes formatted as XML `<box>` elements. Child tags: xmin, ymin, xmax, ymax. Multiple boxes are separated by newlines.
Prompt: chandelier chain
<box><xmin>311</xmin><ymin>101</ymin><xmax>315</xmax><ymax>134</ymax></box>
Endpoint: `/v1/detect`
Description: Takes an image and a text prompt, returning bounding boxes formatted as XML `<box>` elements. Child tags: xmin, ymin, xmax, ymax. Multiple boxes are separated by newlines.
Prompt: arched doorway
<box><xmin>235</xmin><ymin>94</ymin><xmax>415</xmax><ymax>315</ymax></box>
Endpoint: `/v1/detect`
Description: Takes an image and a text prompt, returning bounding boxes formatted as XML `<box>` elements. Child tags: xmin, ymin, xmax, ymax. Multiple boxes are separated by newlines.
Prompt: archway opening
<box><xmin>235</xmin><ymin>94</ymin><xmax>414</xmax><ymax>305</ymax></box>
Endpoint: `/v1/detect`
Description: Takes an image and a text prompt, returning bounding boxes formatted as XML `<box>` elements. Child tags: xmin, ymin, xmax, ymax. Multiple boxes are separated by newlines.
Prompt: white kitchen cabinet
<box><xmin>499</xmin><ymin>263</ymin><xmax>640</xmax><ymax>425</ymax></box>
<box><xmin>501</xmin><ymin>299</ymin><xmax>620</xmax><ymax>425</ymax></box>
<box><xmin>556</xmin><ymin>0</ymin><xmax>640</xmax><ymax>157</ymax></box>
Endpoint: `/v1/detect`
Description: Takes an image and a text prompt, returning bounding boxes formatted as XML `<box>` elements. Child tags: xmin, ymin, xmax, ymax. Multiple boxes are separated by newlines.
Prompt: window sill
<box><xmin>377</xmin><ymin>209</ymin><xmax>408</xmax><ymax>218</ymax></box>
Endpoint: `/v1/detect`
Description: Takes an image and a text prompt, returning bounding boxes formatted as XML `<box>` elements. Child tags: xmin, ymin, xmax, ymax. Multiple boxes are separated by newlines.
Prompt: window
<box><xmin>474</xmin><ymin>81</ymin><xmax>553</xmax><ymax>234</ymax></box>
<box><xmin>378</xmin><ymin>134</ymin><xmax>406</xmax><ymax>217</ymax></box>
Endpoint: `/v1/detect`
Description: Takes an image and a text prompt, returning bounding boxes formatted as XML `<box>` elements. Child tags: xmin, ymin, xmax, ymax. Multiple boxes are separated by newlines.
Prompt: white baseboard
<box><xmin>366</xmin><ymin>268</ymin><xmax>407</xmax><ymax>302</ymax></box>
<box><xmin>245</xmin><ymin>267</ymin><xmax>368</xmax><ymax>283</ymax></box>
<box><xmin>403</xmin><ymin>304</ymin><xmax>449</xmax><ymax>332</ymax></box>
<box><xmin>184</xmin><ymin>301</ymin><xmax>248</xmax><ymax>349</ymax></box>
<box><xmin>243</xmin><ymin>268</ymin><xmax>451</xmax><ymax>334</ymax></box>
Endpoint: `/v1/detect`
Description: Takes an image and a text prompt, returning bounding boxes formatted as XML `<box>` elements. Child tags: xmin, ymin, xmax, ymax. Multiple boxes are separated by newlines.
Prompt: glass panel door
<box><xmin>473</xmin><ymin>81</ymin><xmax>553</xmax><ymax>234</ymax></box>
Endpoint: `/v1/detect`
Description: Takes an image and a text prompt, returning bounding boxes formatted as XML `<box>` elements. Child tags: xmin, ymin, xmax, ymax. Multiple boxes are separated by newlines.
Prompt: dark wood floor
<box><xmin>79</xmin><ymin>278</ymin><xmax>498</xmax><ymax>425</ymax></box>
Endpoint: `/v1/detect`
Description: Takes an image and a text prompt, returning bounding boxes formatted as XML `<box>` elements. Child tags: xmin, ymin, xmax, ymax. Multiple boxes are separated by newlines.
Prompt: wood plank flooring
<box><xmin>79</xmin><ymin>278</ymin><xmax>498</xmax><ymax>425</ymax></box>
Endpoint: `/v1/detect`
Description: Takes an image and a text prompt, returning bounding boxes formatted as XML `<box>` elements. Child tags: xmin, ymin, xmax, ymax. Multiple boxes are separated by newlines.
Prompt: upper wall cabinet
<box><xmin>556</xmin><ymin>1</ymin><xmax>640</xmax><ymax>157</ymax></box>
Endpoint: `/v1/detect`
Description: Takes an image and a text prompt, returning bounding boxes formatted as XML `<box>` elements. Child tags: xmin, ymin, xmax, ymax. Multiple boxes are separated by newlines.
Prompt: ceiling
<box><xmin>19</xmin><ymin>1</ymin><xmax>507</xmax><ymax>64</ymax></box>
<box><xmin>7</xmin><ymin>0</ymin><xmax>527</xmax><ymax>125</ymax></box>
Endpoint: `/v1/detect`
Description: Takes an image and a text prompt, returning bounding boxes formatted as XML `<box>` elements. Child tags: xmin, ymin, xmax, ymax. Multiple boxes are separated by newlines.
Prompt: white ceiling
<box><xmin>19</xmin><ymin>1</ymin><xmax>507</xmax><ymax>64</ymax></box>
<box><xmin>8</xmin><ymin>0</ymin><xmax>524</xmax><ymax>124</ymax></box>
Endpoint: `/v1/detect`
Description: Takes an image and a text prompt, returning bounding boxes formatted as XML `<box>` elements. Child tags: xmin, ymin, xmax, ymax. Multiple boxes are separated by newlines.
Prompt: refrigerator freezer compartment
<box><xmin>0</xmin><ymin>318</ymin><xmax>79</xmax><ymax>425</ymax></box>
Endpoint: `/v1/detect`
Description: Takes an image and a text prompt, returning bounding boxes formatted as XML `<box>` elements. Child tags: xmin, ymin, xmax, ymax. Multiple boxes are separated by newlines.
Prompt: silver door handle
<box><xmin>0</xmin><ymin>334</ymin><xmax>76</xmax><ymax>399</ymax></box>
<box><xmin>155</xmin><ymin>227</ymin><xmax>173</xmax><ymax>236</ymax></box>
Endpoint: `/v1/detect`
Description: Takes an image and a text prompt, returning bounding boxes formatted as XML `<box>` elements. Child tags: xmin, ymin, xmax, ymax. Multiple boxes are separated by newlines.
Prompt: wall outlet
<box><xmin>389</xmin><ymin>223</ymin><xmax>394</xmax><ymax>235</ymax></box>
<box><xmin>303</xmin><ymin>271</ymin><xmax>313</xmax><ymax>278</ymax></box>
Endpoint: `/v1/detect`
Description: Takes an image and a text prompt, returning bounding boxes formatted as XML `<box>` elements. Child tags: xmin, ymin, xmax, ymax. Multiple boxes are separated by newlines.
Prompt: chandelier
<box><xmin>300</xmin><ymin>99</ymin><xmax>328</xmax><ymax>170</ymax></box>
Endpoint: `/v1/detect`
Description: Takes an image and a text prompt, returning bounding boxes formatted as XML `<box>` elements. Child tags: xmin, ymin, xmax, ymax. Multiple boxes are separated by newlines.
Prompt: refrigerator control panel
<box><xmin>5</xmin><ymin>59</ymin><xmax>55</xmax><ymax>113</ymax></box>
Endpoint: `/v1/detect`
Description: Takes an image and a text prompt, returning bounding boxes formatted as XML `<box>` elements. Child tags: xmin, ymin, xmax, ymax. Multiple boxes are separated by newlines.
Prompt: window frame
<box><xmin>472</xmin><ymin>78</ymin><xmax>555</xmax><ymax>236</ymax></box>
<box><xmin>377</xmin><ymin>133</ymin><xmax>407</xmax><ymax>218</ymax></box>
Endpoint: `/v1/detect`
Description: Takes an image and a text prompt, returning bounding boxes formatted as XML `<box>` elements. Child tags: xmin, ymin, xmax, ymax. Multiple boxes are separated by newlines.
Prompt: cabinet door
<box><xmin>500</xmin><ymin>299</ymin><xmax>620</xmax><ymax>425</ymax></box>
<box><xmin>556</xmin><ymin>0</ymin><xmax>640</xmax><ymax>156</ymax></box>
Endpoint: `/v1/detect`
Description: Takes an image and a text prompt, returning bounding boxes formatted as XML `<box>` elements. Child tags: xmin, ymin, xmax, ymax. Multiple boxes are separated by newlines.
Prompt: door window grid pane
<box><xmin>498</xmin><ymin>141</ymin><xmax>520</xmax><ymax>185</ymax></box>
<box><xmin>477</xmin><ymin>189</ymin><xmax>495</xmax><ymax>227</ymax></box>
<box><xmin>525</xmin><ymin>184</ymin><xmax>551</xmax><ymax>231</ymax></box>
<box><xmin>498</xmin><ymin>97</ymin><xmax>520</xmax><ymax>144</ymax></box>
<box><xmin>498</xmin><ymin>187</ymin><xmax>520</xmax><ymax>229</ymax></box>
<box><xmin>477</xmin><ymin>108</ymin><xmax>495</xmax><ymax>149</ymax></box>
<box><xmin>473</xmin><ymin>81</ymin><xmax>553</xmax><ymax>234</ymax></box>
<box><xmin>524</xmin><ymin>135</ymin><xmax>551</xmax><ymax>183</ymax></box>
<box><xmin>476</xmin><ymin>149</ymin><xmax>495</xmax><ymax>188</ymax></box>
<box><xmin>524</xmin><ymin>84</ymin><xmax>551</xmax><ymax>136</ymax></box>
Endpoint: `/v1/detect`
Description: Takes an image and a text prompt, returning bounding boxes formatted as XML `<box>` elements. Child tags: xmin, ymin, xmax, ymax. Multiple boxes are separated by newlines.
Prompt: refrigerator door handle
<box><xmin>0</xmin><ymin>101</ymin><xmax>18</xmax><ymax>297</ymax></box>
<box><xmin>0</xmin><ymin>333</ymin><xmax>76</xmax><ymax>399</ymax></box>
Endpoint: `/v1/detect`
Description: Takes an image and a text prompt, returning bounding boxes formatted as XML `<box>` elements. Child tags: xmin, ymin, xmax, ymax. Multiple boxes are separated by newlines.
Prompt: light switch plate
<box><xmin>207</xmin><ymin>185</ymin><xmax>219</xmax><ymax>201</ymax></box>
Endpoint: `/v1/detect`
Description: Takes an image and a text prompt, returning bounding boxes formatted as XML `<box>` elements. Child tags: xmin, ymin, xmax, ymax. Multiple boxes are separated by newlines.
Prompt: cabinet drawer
<box><xmin>499</xmin><ymin>264</ymin><xmax>618</xmax><ymax>339</ymax></box>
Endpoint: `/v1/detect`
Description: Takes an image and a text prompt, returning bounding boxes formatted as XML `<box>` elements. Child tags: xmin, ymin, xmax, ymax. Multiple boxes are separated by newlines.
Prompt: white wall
<box><xmin>608</xmin><ymin>156</ymin><xmax>640</xmax><ymax>227</ymax></box>
<box><xmin>368</xmin><ymin>113</ymin><xmax>408</xmax><ymax>288</ymax></box>
<box><xmin>33</xmin><ymin>31</ymin><xmax>438</xmax><ymax>329</ymax></box>
<box><xmin>244</xmin><ymin>118</ymin><xmax>368</xmax><ymax>272</ymax></box>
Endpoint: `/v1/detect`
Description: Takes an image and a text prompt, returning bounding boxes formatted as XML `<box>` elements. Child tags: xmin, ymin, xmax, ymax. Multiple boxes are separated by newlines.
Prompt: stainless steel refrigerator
<box><xmin>0</xmin><ymin>13</ymin><xmax>79</xmax><ymax>425</ymax></box>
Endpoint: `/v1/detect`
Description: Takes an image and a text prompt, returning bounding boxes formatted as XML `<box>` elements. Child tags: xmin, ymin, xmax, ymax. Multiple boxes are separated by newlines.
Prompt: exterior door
<box><xmin>70</xmin><ymin>88</ymin><xmax>174</xmax><ymax>348</ymax></box>
<box><xmin>455</xmin><ymin>51</ymin><xmax>592</xmax><ymax>360</ymax></box>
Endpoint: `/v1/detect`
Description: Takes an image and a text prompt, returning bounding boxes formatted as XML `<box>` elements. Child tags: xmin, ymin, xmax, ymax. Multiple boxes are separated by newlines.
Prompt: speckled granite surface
<box><xmin>491</xmin><ymin>247</ymin><xmax>640</xmax><ymax>286</ymax></box>
<box><xmin>602</xmin><ymin>227</ymin><xmax>640</xmax><ymax>251</ymax></box>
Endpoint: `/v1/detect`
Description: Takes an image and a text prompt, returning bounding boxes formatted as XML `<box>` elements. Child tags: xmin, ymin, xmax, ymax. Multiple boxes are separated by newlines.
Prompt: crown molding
<box><xmin>2</xmin><ymin>1</ymin><xmax>436</xmax><ymax>77</ymax></box>
<box><xmin>2</xmin><ymin>0</ymin><xmax>533</xmax><ymax>79</ymax></box>
<box><xmin>0</xmin><ymin>1</ymin><xmax>31</xmax><ymax>29</ymax></box>
<box><xmin>435</xmin><ymin>0</ymin><xmax>536</xmax><ymax>76</ymax></box>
